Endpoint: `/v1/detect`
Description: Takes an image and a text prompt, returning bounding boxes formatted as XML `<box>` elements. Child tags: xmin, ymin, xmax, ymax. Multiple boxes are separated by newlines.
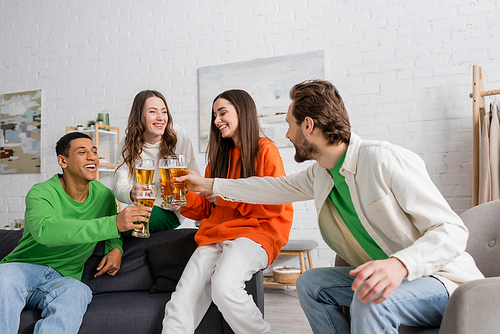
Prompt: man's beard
<box><xmin>293</xmin><ymin>130</ymin><xmax>320</xmax><ymax>163</ymax></box>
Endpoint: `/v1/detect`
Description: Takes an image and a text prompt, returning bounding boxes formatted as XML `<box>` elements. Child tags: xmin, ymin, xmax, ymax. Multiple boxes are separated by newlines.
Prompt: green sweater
<box><xmin>1</xmin><ymin>174</ymin><xmax>122</xmax><ymax>280</ymax></box>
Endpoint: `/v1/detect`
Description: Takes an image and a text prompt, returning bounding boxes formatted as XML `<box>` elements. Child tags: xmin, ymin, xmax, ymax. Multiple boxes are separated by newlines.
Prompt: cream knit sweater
<box><xmin>113</xmin><ymin>123</ymin><xmax>200</xmax><ymax>221</ymax></box>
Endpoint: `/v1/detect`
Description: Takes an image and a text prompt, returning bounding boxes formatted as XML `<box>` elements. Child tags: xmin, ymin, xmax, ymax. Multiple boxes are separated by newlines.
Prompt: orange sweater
<box><xmin>181</xmin><ymin>138</ymin><xmax>294</xmax><ymax>266</ymax></box>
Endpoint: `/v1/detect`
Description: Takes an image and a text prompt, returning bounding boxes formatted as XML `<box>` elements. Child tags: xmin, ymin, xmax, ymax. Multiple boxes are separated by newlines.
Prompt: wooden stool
<box><xmin>264</xmin><ymin>239</ymin><xmax>318</xmax><ymax>286</ymax></box>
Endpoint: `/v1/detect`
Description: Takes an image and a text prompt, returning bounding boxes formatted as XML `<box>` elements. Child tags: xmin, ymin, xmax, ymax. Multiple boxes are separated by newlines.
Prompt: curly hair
<box><xmin>207</xmin><ymin>89</ymin><xmax>262</xmax><ymax>179</ymax></box>
<box><xmin>289</xmin><ymin>80</ymin><xmax>351</xmax><ymax>145</ymax></box>
<box><xmin>118</xmin><ymin>90</ymin><xmax>177</xmax><ymax>178</ymax></box>
<box><xmin>56</xmin><ymin>132</ymin><xmax>92</xmax><ymax>157</ymax></box>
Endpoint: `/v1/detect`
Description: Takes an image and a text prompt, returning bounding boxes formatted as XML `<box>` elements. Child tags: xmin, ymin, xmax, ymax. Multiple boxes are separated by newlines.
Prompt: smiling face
<box><xmin>58</xmin><ymin>138</ymin><xmax>99</xmax><ymax>182</ymax></box>
<box><xmin>213</xmin><ymin>98</ymin><xmax>241</xmax><ymax>146</ymax></box>
<box><xmin>286</xmin><ymin>102</ymin><xmax>319</xmax><ymax>163</ymax></box>
<box><xmin>142</xmin><ymin>96</ymin><xmax>169</xmax><ymax>144</ymax></box>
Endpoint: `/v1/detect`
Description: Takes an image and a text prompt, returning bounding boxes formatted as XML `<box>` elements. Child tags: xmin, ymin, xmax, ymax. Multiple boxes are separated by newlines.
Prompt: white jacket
<box><xmin>213</xmin><ymin>133</ymin><xmax>484</xmax><ymax>294</ymax></box>
<box><xmin>113</xmin><ymin>123</ymin><xmax>200</xmax><ymax>221</ymax></box>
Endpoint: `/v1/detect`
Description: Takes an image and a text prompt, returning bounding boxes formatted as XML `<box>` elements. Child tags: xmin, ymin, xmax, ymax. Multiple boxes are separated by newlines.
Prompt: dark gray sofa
<box><xmin>0</xmin><ymin>228</ymin><xmax>264</xmax><ymax>334</ymax></box>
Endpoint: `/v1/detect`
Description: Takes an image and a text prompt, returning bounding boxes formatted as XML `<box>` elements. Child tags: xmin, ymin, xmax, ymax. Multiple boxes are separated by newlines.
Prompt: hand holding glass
<box><xmin>160</xmin><ymin>155</ymin><xmax>188</xmax><ymax>208</ymax></box>
<box><xmin>135</xmin><ymin>159</ymin><xmax>155</xmax><ymax>185</ymax></box>
<box><xmin>132</xmin><ymin>184</ymin><xmax>157</xmax><ymax>238</ymax></box>
<box><xmin>159</xmin><ymin>158</ymin><xmax>173</xmax><ymax>208</ymax></box>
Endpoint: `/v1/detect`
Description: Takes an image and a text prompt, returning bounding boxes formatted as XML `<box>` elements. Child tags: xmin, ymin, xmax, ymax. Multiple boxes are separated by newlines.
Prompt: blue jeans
<box><xmin>296</xmin><ymin>267</ymin><xmax>449</xmax><ymax>334</ymax></box>
<box><xmin>0</xmin><ymin>262</ymin><xmax>92</xmax><ymax>334</ymax></box>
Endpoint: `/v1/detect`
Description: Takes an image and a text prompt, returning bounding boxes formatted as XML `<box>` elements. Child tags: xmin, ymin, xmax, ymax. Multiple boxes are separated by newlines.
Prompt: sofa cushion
<box><xmin>18</xmin><ymin>291</ymin><xmax>226</xmax><ymax>334</ymax></box>
<box><xmin>82</xmin><ymin>291</ymin><xmax>225</xmax><ymax>334</ymax></box>
<box><xmin>81</xmin><ymin>228</ymin><xmax>199</xmax><ymax>294</ymax></box>
<box><xmin>147</xmin><ymin>231</ymin><xmax>198</xmax><ymax>293</ymax></box>
<box><xmin>0</xmin><ymin>229</ymin><xmax>23</xmax><ymax>260</ymax></box>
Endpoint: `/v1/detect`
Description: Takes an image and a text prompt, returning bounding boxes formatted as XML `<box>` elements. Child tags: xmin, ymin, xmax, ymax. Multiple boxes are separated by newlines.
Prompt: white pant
<box><xmin>162</xmin><ymin>237</ymin><xmax>270</xmax><ymax>334</ymax></box>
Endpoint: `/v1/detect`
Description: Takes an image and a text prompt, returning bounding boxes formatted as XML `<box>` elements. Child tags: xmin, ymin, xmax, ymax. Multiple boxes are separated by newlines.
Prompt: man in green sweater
<box><xmin>0</xmin><ymin>132</ymin><xmax>151</xmax><ymax>334</ymax></box>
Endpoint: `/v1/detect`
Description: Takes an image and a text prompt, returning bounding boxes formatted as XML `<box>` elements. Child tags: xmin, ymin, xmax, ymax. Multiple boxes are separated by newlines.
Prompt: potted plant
<box><xmin>14</xmin><ymin>219</ymin><xmax>24</xmax><ymax>229</ymax></box>
<box><xmin>96</xmin><ymin>115</ymin><xmax>110</xmax><ymax>131</ymax></box>
<box><xmin>76</xmin><ymin>124</ymin><xmax>84</xmax><ymax>131</ymax></box>
<box><xmin>87</xmin><ymin>120</ymin><xmax>95</xmax><ymax>129</ymax></box>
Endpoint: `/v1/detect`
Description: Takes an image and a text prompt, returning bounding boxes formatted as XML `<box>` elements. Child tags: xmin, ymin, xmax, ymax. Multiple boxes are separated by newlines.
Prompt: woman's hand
<box><xmin>129</xmin><ymin>183</ymin><xmax>140</xmax><ymax>204</ymax></box>
<box><xmin>130</xmin><ymin>183</ymin><xmax>154</xmax><ymax>204</ymax></box>
<box><xmin>205</xmin><ymin>194</ymin><xmax>218</xmax><ymax>205</ymax></box>
<box><xmin>158</xmin><ymin>178</ymin><xmax>164</xmax><ymax>194</ymax></box>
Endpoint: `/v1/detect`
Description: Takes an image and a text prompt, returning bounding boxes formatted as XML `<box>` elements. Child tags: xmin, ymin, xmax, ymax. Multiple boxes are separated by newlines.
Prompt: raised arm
<box><xmin>25</xmin><ymin>186</ymin><xmax>150</xmax><ymax>247</ymax></box>
<box><xmin>177</xmin><ymin>171</ymin><xmax>215</xmax><ymax>195</ymax></box>
<box><xmin>177</xmin><ymin>165</ymin><xmax>316</xmax><ymax>205</ymax></box>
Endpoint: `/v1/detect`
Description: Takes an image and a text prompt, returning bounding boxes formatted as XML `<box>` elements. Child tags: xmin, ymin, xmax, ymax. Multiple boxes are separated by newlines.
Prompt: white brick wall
<box><xmin>1</xmin><ymin>0</ymin><xmax>500</xmax><ymax>269</ymax></box>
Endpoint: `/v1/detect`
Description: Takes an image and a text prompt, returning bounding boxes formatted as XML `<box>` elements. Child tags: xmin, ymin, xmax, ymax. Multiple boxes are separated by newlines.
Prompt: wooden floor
<box><xmin>264</xmin><ymin>288</ymin><xmax>313</xmax><ymax>334</ymax></box>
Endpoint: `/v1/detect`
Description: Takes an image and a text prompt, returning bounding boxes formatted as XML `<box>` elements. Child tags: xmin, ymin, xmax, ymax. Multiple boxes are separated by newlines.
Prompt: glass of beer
<box><xmin>167</xmin><ymin>155</ymin><xmax>188</xmax><ymax>207</ymax></box>
<box><xmin>159</xmin><ymin>158</ymin><xmax>174</xmax><ymax>209</ymax></box>
<box><xmin>132</xmin><ymin>184</ymin><xmax>157</xmax><ymax>238</ymax></box>
<box><xmin>135</xmin><ymin>159</ymin><xmax>155</xmax><ymax>185</ymax></box>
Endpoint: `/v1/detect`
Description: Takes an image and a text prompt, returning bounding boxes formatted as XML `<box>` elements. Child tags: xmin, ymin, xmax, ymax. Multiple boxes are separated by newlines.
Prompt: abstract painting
<box><xmin>0</xmin><ymin>89</ymin><xmax>42</xmax><ymax>174</ymax></box>
<box><xmin>198</xmin><ymin>50</ymin><xmax>325</xmax><ymax>152</ymax></box>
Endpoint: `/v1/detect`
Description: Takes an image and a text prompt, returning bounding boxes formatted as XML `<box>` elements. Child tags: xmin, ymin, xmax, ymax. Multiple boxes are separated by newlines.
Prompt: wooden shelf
<box><xmin>263</xmin><ymin>248</ymin><xmax>315</xmax><ymax>286</ymax></box>
<box><xmin>263</xmin><ymin>276</ymin><xmax>296</xmax><ymax>286</ymax></box>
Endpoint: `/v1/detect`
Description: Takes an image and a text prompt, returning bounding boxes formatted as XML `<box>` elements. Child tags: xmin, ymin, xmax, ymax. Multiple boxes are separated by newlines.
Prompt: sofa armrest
<box><xmin>252</xmin><ymin>270</ymin><xmax>264</xmax><ymax>314</ymax></box>
<box><xmin>439</xmin><ymin>277</ymin><xmax>500</xmax><ymax>334</ymax></box>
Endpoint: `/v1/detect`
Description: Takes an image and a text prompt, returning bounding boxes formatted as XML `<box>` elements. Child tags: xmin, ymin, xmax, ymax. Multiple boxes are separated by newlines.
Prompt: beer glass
<box><xmin>135</xmin><ymin>159</ymin><xmax>155</xmax><ymax>185</ymax></box>
<box><xmin>167</xmin><ymin>155</ymin><xmax>188</xmax><ymax>207</ymax></box>
<box><xmin>132</xmin><ymin>184</ymin><xmax>157</xmax><ymax>238</ymax></box>
<box><xmin>159</xmin><ymin>158</ymin><xmax>174</xmax><ymax>209</ymax></box>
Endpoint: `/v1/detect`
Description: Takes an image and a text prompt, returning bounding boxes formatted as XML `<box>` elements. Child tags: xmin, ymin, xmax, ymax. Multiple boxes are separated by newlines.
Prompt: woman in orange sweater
<box><xmin>161</xmin><ymin>90</ymin><xmax>293</xmax><ymax>334</ymax></box>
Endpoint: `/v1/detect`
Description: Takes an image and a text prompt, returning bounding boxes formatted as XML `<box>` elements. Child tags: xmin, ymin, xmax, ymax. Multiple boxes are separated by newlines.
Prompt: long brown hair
<box><xmin>290</xmin><ymin>80</ymin><xmax>351</xmax><ymax>145</ymax></box>
<box><xmin>207</xmin><ymin>89</ymin><xmax>261</xmax><ymax>179</ymax></box>
<box><xmin>118</xmin><ymin>90</ymin><xmax>177</xmax><ymax>178</ymax></box>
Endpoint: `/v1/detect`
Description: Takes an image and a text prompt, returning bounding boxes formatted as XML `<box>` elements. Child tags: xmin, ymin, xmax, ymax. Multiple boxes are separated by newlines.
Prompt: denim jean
<box><xmin>0</xmin><ymin>262</ymin><xmax>92</xmax><ymax>334</ymax></box>
<box><xmin>296</xmin><ymin>267</ymin><xmax>449</xmax><ymax>334</ymax></box>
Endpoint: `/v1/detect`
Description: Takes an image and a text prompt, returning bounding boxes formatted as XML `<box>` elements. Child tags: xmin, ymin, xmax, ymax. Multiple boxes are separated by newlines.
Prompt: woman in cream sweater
<box><xmin>113</xmin><ymin>90</ymin><xmax>200</xmax><ymax>232</ymax></box>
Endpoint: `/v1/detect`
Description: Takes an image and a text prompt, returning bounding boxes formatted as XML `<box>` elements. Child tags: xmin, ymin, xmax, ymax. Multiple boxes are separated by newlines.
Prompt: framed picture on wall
<box><xmin>198</xmin><ymin>50</ymin><xmax>325</xmax><ymax>153</ymax></box>
<box><xmin>0</xmin><ymin>89</ymin><xmax>42</xmax><ymax>174</ymax></box>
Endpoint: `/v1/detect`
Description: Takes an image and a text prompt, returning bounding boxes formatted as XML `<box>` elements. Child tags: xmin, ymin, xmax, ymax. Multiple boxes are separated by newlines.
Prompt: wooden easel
<box><xmin>469</xmin><ymin>65</ymin><xmax>500</xmax><ymax>206</ymax></box>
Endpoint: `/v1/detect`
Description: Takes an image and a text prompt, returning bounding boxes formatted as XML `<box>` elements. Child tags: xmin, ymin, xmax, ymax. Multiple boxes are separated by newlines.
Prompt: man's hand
<box><xmin>95</xmin><ymin>248</ymin><xmax>122</xmax><ymax>277</ymax></box>
<box><xmin>349</xmin><ymin>257</ymin><xmax>408</xmax><ymax>304</ymax></box>
<box><xmin>176</xmin><ymin>171</ymin><xmax>215</xmax><ymax>195</ymax></box>
<box><xmin>116</xmin><ymin>206</ymin><xmax>151</xmax><ymax>232</ymax></box>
